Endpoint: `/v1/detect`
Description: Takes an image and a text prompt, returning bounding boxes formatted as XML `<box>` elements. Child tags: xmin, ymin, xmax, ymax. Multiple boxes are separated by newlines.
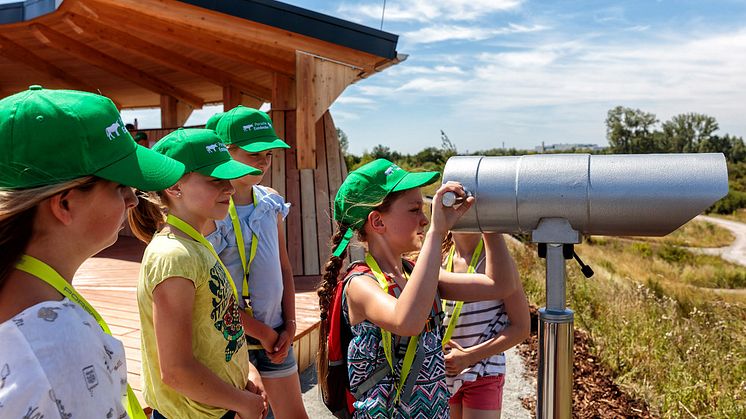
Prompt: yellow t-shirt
<box><xmin>138</xmin><ymin>232</ymin><xmax>249</xmax><ymax>418</ymax></box>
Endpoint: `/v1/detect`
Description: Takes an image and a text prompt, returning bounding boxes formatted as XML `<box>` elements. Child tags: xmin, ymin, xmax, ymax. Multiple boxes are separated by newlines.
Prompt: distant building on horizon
<box><xmin>536</xmin><ymin>142</ymin><xmax>606</xmax><ymax>153</ymax></box>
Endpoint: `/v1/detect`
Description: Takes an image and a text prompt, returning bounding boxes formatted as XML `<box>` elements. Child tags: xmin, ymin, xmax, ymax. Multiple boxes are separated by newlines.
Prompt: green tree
<box><xmin>661</xmin><ymin>113</ymin><xmax>719</xmax><ymax>153</ymax></box>
<box><xmin>336</xmin><ymin>128</ymin><xmax>349</xmax><ymax>154</ymax></box>
<box><xmin>605</xmin><ymin>106</ymin><xmax>659</xmax><ymax>153</ymax></box>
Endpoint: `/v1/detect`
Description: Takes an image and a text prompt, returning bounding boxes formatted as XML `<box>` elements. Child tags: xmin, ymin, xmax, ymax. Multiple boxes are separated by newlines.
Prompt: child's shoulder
<box><xmin>145</xmin><ymin>232</ymin><xmax>208</xmax><ymax>263</ymax></box>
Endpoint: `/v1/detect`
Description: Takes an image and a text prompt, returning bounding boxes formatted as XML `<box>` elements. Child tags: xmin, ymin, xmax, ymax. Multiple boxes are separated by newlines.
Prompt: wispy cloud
<box><xmin>402</xmin><ymin>23</ymin><xmax>546</xmax><ymax>44</ymax></box>
<box><xmin>338</xmin><ymin>0</ymin><xmax>522</xmax><ymax>23</ymax></box>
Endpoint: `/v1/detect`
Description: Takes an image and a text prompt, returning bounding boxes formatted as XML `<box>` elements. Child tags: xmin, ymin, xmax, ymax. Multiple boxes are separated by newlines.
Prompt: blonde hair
<box><xmin>0</xmin><ymin>176</ymin><xmax>97</xmax><ymax>282</ymax></box>
<box><xmin>128</xmin><ymin>190</ymin><xmax>169</xmax><ymax>244</ymax></box>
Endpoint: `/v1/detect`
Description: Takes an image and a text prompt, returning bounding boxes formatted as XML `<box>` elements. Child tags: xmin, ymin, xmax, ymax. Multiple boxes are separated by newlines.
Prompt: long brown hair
<box><xmin>315</xmin><ymin>189</ymin><xmax>406</xmax><ymax>393</ymax></box>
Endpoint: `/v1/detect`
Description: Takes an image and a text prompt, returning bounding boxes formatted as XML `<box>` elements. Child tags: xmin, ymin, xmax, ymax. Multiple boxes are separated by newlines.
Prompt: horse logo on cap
<box><xmin>105</xmin><ymin>121</ymin><xmax>123</xmax><ymax>140</ymax></box>
<box><xmin>205</xmin><ymin>143</ymin><xmax>228</xmax><ymax>153</ymax></box>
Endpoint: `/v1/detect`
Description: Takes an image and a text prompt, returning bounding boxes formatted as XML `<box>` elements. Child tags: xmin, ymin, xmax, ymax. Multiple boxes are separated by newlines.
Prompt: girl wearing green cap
<box><xmin>128</xmin><ymin>129</ymin><xmax>267</xmax><ymax>419</ymax></box>
<box><xmin>317</xmin><ymin>159</ymin><xmax>520</xmax><ymax>418</ymax></box>
<box><xmin>0</xmin><ymin>87</ymin><xmax>184</xmax><ymax>418</ymax></box>
<box><xmin>208</xmin><ymin>105</ymin><xmax>308</xmax><ymax>419</ymax></box>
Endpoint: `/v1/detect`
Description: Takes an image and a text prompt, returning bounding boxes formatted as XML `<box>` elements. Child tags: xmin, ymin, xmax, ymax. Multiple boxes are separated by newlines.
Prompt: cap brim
<box><xmin>392</xmin><ymin>171</ymin><xmax>441</xmax><ymax>192</ymax></box>
<box><xmin>237</xmin><ymin>138</ymin><xmax>290</xmax><ymax>153</ymax></box>
<box><xmin>96</xmin><ymin>144</ymin><xmax>186</xmax><ymax>191</ymax></box>
<box><xmin>196</xmin><ymin>159</ymin><xmax>262</xmax><ymax>180</ymax></box>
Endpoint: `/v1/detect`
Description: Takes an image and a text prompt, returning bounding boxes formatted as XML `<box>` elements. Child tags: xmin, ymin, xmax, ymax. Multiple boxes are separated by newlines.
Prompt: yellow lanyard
<box><xmin>166</xmin><ymin>214</ymin><xmax>248</xmax><ymax>315</ymax></box>
<box><xmin>441</xmin><ymin>239</ymin><xmax>483</xmax><ymax>346</ymax></box>
<box><xmin>364</xmin><ymin>253</ymin><xmax>420</xmax><ymax>404</ymax></box>
<box><xmin>15</xmin><ymin>255</ymin><xmax>147</xmax><ymax>419</ymax></box>
<box><xmin>228</xmin><ymin>189</ymin><xmax>259</xmax><ymax>315</ymax></box>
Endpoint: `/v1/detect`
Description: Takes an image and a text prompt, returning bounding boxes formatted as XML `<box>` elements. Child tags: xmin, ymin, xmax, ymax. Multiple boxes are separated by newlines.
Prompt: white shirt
<box><xmin>0</xmin><ymin>298</ymin><xmax>129</xmax><ymax>419</ymax></box>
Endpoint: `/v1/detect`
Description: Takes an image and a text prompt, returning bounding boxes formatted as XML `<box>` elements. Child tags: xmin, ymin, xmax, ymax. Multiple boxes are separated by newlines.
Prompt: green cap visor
<box><xmin>235</xmin><ymin>137</ymin><xmax>290</xmax><ymax>153</ymax></box>
<box><xmin>96</xmin><ymin>143</ymin><xmax>186</xmax><ymax>191</ymax></box>
<box><xmin>153</xmin><ymin>128</ymin><xmax>260</xmax><ymax>180</ymax></box>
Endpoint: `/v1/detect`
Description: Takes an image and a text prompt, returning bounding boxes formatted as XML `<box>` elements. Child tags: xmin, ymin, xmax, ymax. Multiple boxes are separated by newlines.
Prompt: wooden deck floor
<box><xmin>73</xmin><ymin>235</ymin><xmax>321</xmax><ymax>406</ymax></box>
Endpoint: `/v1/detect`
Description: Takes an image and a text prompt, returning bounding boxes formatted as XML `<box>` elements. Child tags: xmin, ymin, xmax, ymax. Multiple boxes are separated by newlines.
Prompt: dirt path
<box><xmin>695</xmin><ymin>215</ymin><xmax>746</xmax><ymax>267</ymax></box>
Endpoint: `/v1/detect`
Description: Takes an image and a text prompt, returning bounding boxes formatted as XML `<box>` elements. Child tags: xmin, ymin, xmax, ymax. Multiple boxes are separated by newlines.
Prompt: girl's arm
<box><xmin>438</xmin><ymin>233</ymin><xmax>519</xmax><ymax>301</ymax></box>
<box><xmin>152</xmin><ymin>277</ymin><xmax>265</xmax><ymax>418</ymax></box>
<box><xmin>444</xmin><ymin>284</ymin><xmax>530</xmax><ymax>375</ymax></box>
<box><xmin>266</xmin><ymin>214</ymin><xmax>296</xmax><ymax>363</ymax></box>
<box><xmin>347</xmin><ymin>182</ymin><xmax>473</xmax><ymax>337</ymax></box>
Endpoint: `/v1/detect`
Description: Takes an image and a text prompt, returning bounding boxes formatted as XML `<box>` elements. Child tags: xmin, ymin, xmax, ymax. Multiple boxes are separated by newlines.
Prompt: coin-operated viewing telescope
<box><xmin>442</xmin><ymin>153</ymin><xmax>728</xmax><ymax>419</ymax></box>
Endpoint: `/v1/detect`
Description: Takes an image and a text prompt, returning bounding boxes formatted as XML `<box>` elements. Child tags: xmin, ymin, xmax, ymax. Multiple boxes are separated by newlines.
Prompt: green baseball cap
<box><xmin>215</xmin><ymin>106</ymin><xmax>290</xmax><ymax>152</ymax></box>
<box><xmin>204</xmin><ymin>111</ymin><xmax>224</xmax><ymax>131</ymax></box>
<box><xmin>0</xmin><ymin>86</ymin><xmax>185</xmax><ymax>191</ymax></box>
<box><xmin>332</xmin><ymin>158</ymin><xmax>440</xmax><ymax>256</ymax></box>
<box><xmin>152</xmin><ymin>128</ymin><xmax>261</xmax><ymax>179</ymax></box>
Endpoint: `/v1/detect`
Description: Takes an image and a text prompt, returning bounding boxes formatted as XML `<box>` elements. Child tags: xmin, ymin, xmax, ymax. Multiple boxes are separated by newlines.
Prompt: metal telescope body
<box><xmin>442</xmin><ymin>153</ymin><xmax>728</xmax><ymax>419</ymax></box>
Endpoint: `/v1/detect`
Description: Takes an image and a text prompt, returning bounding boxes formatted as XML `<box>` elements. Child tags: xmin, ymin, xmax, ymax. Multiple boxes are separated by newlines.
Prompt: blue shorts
<box><xmin>249</xmin><ymin>345</ymin><xmax>298</xmax><ymax>378</ymax></box>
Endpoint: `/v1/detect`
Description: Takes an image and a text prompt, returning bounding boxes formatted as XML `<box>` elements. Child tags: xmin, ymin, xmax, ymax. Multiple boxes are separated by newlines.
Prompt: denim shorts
<box><xmin>249</xmin><ymin>345</ymin><xmax>298</xmax><ymax>378</ymax></box>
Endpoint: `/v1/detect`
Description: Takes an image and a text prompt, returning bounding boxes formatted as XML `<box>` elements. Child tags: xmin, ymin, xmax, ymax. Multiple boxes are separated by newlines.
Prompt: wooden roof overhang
<box><xmin>0</xmin><ymin>0</ymin><xmax>402</xmax><ymax>168</ymax></box>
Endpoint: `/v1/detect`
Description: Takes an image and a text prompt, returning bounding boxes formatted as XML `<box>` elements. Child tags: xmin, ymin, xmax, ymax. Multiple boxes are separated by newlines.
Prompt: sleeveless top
<box><xmin>342</xmin><ymin>270</ymin><xmax>450</xmax><ymax>418</ymax></box>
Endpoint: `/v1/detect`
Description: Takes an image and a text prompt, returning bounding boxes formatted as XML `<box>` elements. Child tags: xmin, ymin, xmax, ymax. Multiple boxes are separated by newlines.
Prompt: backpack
<box><xmin>320</xmin><ymin>259</ymin><xmax>441</xmax><ymax>418</ymax></box>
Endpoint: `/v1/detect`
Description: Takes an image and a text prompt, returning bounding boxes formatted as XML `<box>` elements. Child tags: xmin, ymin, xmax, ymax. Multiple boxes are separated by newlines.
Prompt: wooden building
<box><xmin>0</xmin><ymin>0</ymin><xmax>402</xmax><ymax>277</ymax></box>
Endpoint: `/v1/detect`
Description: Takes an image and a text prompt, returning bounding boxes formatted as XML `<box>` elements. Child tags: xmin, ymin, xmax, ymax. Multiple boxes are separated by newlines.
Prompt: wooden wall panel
<box><xmin>299</xmin><ymin>169</ymin><xmax>319</xmax><ymax>275</ymax></box>
<box><xmin>324</xmin><ymin>112</ymin><xmax>343</xmax><ymax>207</ymax></box>
<box><xmin>314</xmin><ymin>117</ymin><xmax>332</xmax><ymax>271</ymax></box>
<box><xmin>284</xmin><ymin>110</ymin><xmax>303</xmax><ymax>274</ymax></box>
<box><xmin>269</xmin><ymin>111</ymin><xmax>287</xmax><ymax>199</ymax></box>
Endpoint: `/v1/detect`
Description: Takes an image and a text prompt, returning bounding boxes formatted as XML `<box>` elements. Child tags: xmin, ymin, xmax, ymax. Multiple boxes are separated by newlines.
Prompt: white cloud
<box><xmin>403</xmin><ymin>23</ymin><xmax>546</xmax><ymax>44</ymax></box>
<box><xmin>335</xmin><ymin>96</ymin><xmax>377</xmax><ymax>105</ymax></box>
<box><xmin>338</xmin><ymin>0</ymin><xmax>522</xmax><ymax>23</ymax></box>
<box><xmin>387</xmin><ymin>64</ymin><xmax>466</xmax><ymax>76</ymax></box>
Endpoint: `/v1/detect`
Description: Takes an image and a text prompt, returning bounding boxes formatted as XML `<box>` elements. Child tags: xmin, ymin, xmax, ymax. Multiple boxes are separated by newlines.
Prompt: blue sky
<box><xmin>122</xmin><ymin>0</ymin><xmax>746</xmax><ymax>155</ymax></box>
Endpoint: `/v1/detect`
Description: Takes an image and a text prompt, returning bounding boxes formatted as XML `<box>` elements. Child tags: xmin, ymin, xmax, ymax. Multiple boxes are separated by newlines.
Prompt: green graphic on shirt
<box><xmin>209</xmin><ymin>263</ymin><xmax>245</xmax><ymax>361</ymax></box>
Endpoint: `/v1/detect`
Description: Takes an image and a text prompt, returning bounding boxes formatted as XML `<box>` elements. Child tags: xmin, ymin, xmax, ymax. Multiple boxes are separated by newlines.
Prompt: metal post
<box><xmin>532</xmin><ymin>219</ymin><xmax>579</xmax><ymax>419</ymax></box>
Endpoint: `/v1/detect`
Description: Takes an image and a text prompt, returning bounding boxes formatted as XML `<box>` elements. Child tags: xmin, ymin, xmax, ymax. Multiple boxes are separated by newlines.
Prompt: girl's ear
<box><xmin>367</xmin><ymin>210</ymin><xmax>386</xmax><ymax>233</ymax></box>
<box><xmin>47</xmin><ymin>191</ymin><xmax>74</xmax><ymax>226</ymax></box>
<box><xmin>164</xmin><ymin>182</ymin><xmax>183</xmax><ymax>200</ymax></box>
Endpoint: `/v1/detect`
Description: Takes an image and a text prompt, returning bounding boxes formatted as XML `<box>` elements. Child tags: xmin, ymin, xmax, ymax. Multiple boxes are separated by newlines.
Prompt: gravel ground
<box><xmin>289</xmin><ymin>349</ymin><xmax>536</xmax><ymax>418</ymax></box>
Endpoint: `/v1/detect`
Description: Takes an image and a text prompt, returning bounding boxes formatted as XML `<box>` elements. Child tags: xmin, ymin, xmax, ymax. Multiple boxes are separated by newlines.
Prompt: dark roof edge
<box><xmin>0</xmin><ymin>0</ymin><xmax>59</xmax><ymax>24</ymax></box>
<box><xmin>178</xmin><ymin>0</ymin><xmax>398</xmax><ymax>59</ymax></box>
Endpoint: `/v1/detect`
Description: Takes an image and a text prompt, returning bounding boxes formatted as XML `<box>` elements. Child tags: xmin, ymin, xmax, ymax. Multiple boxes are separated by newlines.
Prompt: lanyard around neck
<box><xmin>15</xmin><ymin>255</ymin><xmax>147</xmax><ymax>419</ymax></box>
<box><xmin>364</xmin><ymin>253</ymin><xmax>419</xmax><ymax>404</ymax></box>
<box><xmin>228</xmin><ymin>188</ymin><xmax>259</xmax><ymax>306</ymax></box>
<box><xmin>442</xmin><ymin>238</ymin><xmax>484</xmax><ymax>346</ymax></box>
<box><xmin>166</xmin><ymin>214</ymin><xmax>248</xmax><ymax>315</ymax></box>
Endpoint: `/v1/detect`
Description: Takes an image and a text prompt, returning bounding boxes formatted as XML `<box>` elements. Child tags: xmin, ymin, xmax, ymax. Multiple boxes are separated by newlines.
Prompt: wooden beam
<box><xmin>0</xmin><ymin>34</ymin><xmax>98</xmax><ymax>93</ymax></box>
<box><xmin>72</xmin><ymin>0</ymin><xmax>294</xmax><ymax>77</ymax></box>
<box><xmin>223</xmin><ymin>85</ymin><xmax>241</xmax><ymax>111</ymax></box>
<box><xmin>296</xmin><ymin>52</ymin><xmax>316</xmax><ymax>169</ymax></box>
<box><xmin>160</xmin><ymin>95</ymin><xmax>192</xmax><ymax>128</ymax></box>
<box><xmin>272</xmin><ymin>73</ymin><xmax>296</xmax><ymax>111</ymax></box>
<box><xmin>295</xmin><ymin>52</ymin><xmax>357</xmax><ymax>169</ymax></box>
<box><xmin>30</xmin><ymin>23</ymin><xmax>204</xmax><ymax>109</ymax></box>
<box><xmin>64</xmin><ymin>13</ymin><xmax>273</xmax><ymax>100</ymax></box>
<box><xmin>83</xmin><ymin>0</ymin><xmax>380</xmax><ymax>72</ymax></box>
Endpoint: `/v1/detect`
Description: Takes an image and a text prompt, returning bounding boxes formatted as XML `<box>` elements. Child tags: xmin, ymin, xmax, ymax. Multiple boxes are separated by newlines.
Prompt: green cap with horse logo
<box><xmin>152</xmin><ymin>128</ymin><xmax>261</xmax><ymax>179</ymax></box>
<box><xmin>0</xmin><ymin>86</ymin><xmax>185</xmax><ymax>190</ymax></box>
<box><xmin>215</xmin><ymin>106</ymin><xmax>290</xmax><ymax>152</ymax></box>
<box><xmin>332</xmin><ymin>158</ymin><xmax>440</xmax><ymax>256</ymax></box>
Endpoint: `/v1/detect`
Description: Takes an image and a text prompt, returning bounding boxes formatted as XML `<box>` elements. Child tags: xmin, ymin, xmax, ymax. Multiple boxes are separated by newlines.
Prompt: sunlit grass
<box><xmin>508</xmin><ymin>237</ymin><xmax>746</xmax><ymax>418</ymax></box>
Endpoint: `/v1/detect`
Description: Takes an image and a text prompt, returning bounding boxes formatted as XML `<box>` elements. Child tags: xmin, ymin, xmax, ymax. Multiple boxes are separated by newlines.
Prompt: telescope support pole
<box><xmin>532</xmin><ymin>219</ymin><xmax>580</xmax><ymax>419</ymax></box>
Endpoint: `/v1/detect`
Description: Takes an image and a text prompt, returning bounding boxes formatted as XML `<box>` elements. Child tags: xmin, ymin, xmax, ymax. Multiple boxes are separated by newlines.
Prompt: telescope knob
<box><xmin>442</xmin><ymin>190</ymin><xmax>472</xmax><ymax>207</ymax></box>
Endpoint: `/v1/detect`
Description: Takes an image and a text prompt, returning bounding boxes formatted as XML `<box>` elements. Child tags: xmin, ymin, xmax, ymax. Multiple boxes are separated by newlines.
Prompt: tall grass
<box><xmin>508</xmin><ymin>239</ymin><xmax>746</xmax><ymax>418</ymax></box>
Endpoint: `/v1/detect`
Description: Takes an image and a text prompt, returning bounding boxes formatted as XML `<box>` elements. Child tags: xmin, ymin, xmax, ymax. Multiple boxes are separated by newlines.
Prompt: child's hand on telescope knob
<box><xmin>430</xmin><ymin>181</ymin><xmax>474</xmax><ymax>236</ymax></box>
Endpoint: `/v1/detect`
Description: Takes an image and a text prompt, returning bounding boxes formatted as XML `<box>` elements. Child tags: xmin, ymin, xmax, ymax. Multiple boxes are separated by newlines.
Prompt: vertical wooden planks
<box><xmin>299</xmin><ymin>169</ymin><xmax>319</xmax><ymax>275</ymax></box>
<box><xmin>314</xmin><ymin>116</ymin><xmax>332</xmax><ymax>272</ymax></box>
<box><xmin>324</xmin><ymin>112</ymin><xmax>343</xmax><ymax>205</ymax></box>
<box><xmin>295</xmin><ymin>52</ymin><xmax>316</xmax><ymax>169</ymax></box>
<box><xmin>284</xmin><ymin>110</ymin><xmax>304</xmax><ymax>274</ymax></box>
<box><xmin>269</xmin><ymin>111</ymin><xmax>286</xmax><ymax>199</ymax></box>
